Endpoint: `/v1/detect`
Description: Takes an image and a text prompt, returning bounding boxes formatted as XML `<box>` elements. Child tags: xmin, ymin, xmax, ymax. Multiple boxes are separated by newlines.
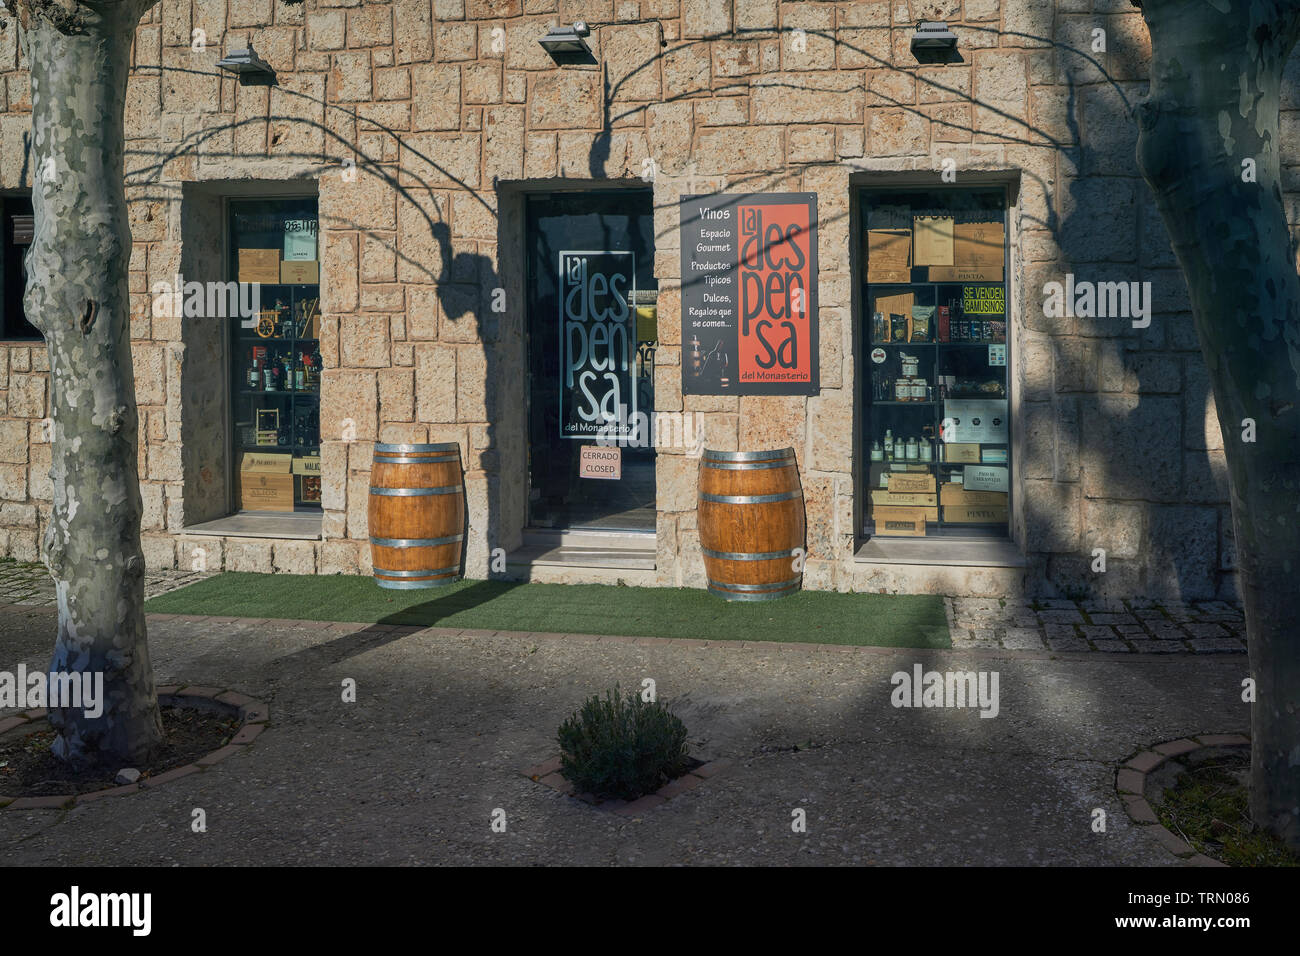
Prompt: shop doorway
<box><xmin>524</xmin><ymin>191</ymin><xmax>657</xmax><ymax>532</ymax></box>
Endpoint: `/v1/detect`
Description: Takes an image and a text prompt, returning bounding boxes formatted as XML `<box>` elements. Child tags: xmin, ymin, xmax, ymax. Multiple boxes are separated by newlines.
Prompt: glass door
<box><xmin>228</xmin><ymin>198</ymin><xmax>322</xmax><ymax>513</ymax></box>
<box><xmin>862</xmin><ymin>187</ymin><xmax>1010</xmax><ymax>538</ymax></box>
<box><xmin>524</xmin><ymin>191</ymin><xmax>657</xmax><ymax>532</ymax></box>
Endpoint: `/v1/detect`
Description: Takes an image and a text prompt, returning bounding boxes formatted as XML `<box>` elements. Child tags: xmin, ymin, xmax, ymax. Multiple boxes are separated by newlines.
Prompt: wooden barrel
<box><xmin>368</xmin><ymin>442</ymin><xmax>465</xmax><ymax>589</ymax></box>
<box><xmin>698</xmin><ymin>448</ymin><xmax>805</xmax><ymax>601</ymax></box>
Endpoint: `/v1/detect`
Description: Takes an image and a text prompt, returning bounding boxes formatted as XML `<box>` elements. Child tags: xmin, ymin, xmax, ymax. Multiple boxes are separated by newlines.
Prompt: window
<box><xmin>1</xmin><ymin>195</ymin><xmax>39</xmax><ymax>340</ymax></box>
<box><xmin>862</xmin><ymin>187</ymin><xmax>1010</xmax><ymax>538</ymax></box>
<box><xmin>228</xmin><ymin>198</ymin><xmax>322</xmax><ymax>513</ymax></box>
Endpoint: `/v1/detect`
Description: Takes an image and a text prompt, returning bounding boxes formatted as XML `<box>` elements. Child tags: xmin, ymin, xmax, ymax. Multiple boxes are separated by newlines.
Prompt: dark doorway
<box><xmin>1</xmin><ymin>195</ymin><xmax>38</xmax><ymax>340</ymax></box>
<box><xmin>525</xmin><ymin>191</ymin><xmax>657</xmax><ymax>532</ymax></box>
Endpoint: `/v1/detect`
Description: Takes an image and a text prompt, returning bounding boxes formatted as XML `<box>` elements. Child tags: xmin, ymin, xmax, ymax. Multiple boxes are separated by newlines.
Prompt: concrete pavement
<box><xmin>0</xmin><ymin>602</ymin><xmax>1248</xmax><ymax>866</ymax></box>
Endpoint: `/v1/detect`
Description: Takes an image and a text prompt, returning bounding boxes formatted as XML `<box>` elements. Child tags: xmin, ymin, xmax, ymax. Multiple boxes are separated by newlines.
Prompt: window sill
<box><xmin>179</xmin><ymin>511</ymin><xmax>323</xmax><ymax>540</ymax></box>
<box><xmin>854</xmin><ymin>536</ymin><xmax>1025</xmax><ymax>568</ymax></box>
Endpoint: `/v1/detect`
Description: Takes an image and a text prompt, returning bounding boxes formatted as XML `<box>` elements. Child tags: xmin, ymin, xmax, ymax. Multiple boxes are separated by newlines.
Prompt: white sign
<box><xmin>964</xmin><ymin>465</ymin><xmax>1009</xmax><ymax>493</ymax></box>
<box><xmin>578</xmin><ymin>444</ymin><xmax>622</xmax><ymax>480</ymax></box>
<box><xmin>870</xmin><ymin>347</ymin><xmax>886</xmax><ymax>364</ymax></box>
<box><xmin>988</xmin><ymin>344</ymin><xmax>1006</xmax><ymax>366</ymax></box>
<box><xmin>943</xmin><ymin>399</ymin><xmax>1008</xmax><ymax>443</ymax></box>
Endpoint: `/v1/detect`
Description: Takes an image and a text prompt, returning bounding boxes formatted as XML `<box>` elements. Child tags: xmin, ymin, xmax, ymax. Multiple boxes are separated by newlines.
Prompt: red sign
<box><xmin>736</xmin><ymin>200</ymin><xmax>815</xmax><ymax>389</ymax></box>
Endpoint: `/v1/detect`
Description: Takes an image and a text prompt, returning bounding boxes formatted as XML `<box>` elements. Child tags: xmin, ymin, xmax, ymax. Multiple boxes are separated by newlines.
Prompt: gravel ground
<box><xmin>0</xmin><ymin>604</ymin><xmax>1248</xmax><ymax>866</ymax></box>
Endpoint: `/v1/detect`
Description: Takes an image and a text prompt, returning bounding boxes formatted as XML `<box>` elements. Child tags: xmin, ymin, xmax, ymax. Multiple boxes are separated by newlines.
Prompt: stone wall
<box><xmin>0</xmin><ymin>0</ymin><xmax>1286</xmax><ymax>601</ymax></box>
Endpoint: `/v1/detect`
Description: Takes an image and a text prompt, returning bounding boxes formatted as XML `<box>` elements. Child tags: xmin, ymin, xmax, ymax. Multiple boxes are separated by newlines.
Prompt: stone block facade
<box><xmin>0</xmin><ymin>0</ymin><xmax>1277</xmax><ymax>601</ymax></box>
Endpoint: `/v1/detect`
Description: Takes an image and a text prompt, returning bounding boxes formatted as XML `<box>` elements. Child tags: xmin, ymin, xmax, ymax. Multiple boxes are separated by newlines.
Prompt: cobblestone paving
<box><xmin>0</xmin><ymin>559</ymin><xmax>212</xmax><ymax>606</ymax></box>
<box><xmin>946</xmin><ymin>597</ymin><xmax>1247</xmax><ymax>654</ymax></box>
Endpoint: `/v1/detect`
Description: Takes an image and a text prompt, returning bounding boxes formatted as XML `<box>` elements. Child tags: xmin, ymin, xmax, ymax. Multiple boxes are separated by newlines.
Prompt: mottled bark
<box><xmin>1134</xmin><ymin>0</ymin><xmax>1300</xmax><ymax>847</ymax></box>
<box><xmin>15</xmin><ymin>0</ymin><xmax>162</xmax><ymax>765</ymax></box>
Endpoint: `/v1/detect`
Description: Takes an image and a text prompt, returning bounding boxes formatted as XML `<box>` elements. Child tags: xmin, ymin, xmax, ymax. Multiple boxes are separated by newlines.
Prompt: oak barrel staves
<box><xmin>697</xmin><ymin>447</ymin><xmax>805</xmax><ymax>601</ymax></box>
<box><xmin>368</xmin><ymin>442</ymin><xmax>465</xmax><ymax>589</ymax></box>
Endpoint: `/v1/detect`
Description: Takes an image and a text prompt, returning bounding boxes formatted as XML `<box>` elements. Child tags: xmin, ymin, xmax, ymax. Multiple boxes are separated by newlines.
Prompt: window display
<box><xmin>862</xmin><ymin>188</ymin><xmax>1009</xmax><ymax>537</ymax></box>
<box><xmin>1</xmin><ymin>195</ymin><xmax>39</xmax><ymax>340</ymax></box>
<box><xmin>228</xmin><ymin>198</ymin><xmax>321</xmax><ymax>512</ymax></box>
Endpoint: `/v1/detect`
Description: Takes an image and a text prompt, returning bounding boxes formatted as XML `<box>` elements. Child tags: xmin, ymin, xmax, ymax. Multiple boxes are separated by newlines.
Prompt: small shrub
<box><xmin>557</xmin><ymin>685</ymin><xmax>690</xmax><ymax>800</ymax></box>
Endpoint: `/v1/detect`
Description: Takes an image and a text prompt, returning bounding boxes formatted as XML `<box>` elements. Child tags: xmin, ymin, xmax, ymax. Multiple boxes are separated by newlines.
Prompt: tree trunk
<box><xmin>15</xmin><ymin>0</ymin><xmax>162</xmax><ymax>766</ymax></box>
<box><xmin>1134</xmin><ymin>0</ymin><xmax>1300</xmax><ymax>847</ymax></box>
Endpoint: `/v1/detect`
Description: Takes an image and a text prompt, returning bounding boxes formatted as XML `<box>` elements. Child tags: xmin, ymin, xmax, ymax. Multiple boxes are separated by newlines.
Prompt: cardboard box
<box><xmin>939</xmin><ymin>484</ymin><xmax>1008</xmax><ymax>508</ymax></box>
<box><xmin>870</xmin><ymin>489</ymin><xmax>938</xmax><ymax>508</ymax></box>
<box><xmin>872</xmin><ymin>504</ymin><xmax>939</xmax><ymax>523</ymax></box>
<box><xmin>912</xmin><ymin>216</ymin><xmax>954</xmax><ymax>266</ymax></box>
<box><xmin>281</xmin><ymin>260</ymin><xmax>320</xmax><ymax>284</ymax></box>
<box><xmin>867</xmin><ymin>229</ymin><xmax>912</xmax><ymax>283</ymax></box>
<box><xmin>874</xmin><ymin>506</ymin><xmax>929</xmax><ymax>537</ymax></box>
<box><xmin>927</xmin><ymin>222</ymin><xmax>1005</xmax><ymax>282</ymax></box>
<box><xmin>942</xmin><ymin>442</ymin><xmax>981</xmax><ymax>463</ymax></box>
<box><xmin>239</xmin><ymin>248</ymin><xmax>281</xmax><ymax>284</ymax></box>
<box><xmin>239</xmin><ymin>452</ymin><xmax>294</xmax><ymax>512</ymax></box>
<box><xmin>885</xmin><ymin>472</ymin><xmax>935</xmax><ymax>494</ymax></box>
<box><xmin>943</xmin><ymin>504</ymin><xmax>1009</xmax><ymax>524</ymax></box>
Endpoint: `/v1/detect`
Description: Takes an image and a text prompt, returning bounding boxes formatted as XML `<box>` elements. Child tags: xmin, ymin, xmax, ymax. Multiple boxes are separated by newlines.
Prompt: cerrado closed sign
<box><xmin>578</xmin><ymin>444</ymin><xmax>622</xmax><ymax>480</ymax></box>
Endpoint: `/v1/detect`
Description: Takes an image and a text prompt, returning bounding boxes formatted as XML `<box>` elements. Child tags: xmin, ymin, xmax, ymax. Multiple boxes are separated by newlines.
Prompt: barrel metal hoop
<box><xmin>375</xmin><ymin>576</ymin><xmax>461</xmax><ymax>590</ymax></box>
<box><xmin>707</xmin><ymin>584</ymin><xmax>800</xmax><ymax>602</ymax></box>
<box><xmin>373</xmin><ymin>454</ymin><xmax>460</xmax><ymax>464</ymax></box>
<box><xmin>701</xmin><ymin>459</ymin><xmax>795</xmax><ymax>471</ymax></box>
<box><xmin>373</xmin><ymin>566</ymin><xmax>461</xmax><ymax>578</ymax></box>
<box><xmin>374</xmin><ymin>442</ymin><xmax>461</xmax><ymax>454</ymax></box>
<box><xmin>701</xmin><ymin>547</ymin><xmax>799</xmax><ymax>562</ymax></box>
<box><xmin>370</xmin><ymin>534</ymin><xmax>464</xmax><ymax>548</ymax></box>
<box><xmin>701</xmin><ymin>448</ymin><xmax>795</xmax><ymax>462</ymax></box>
<box><xmin>707</xmin><ymin>576</ymin><xmax>802</xmax><ymax>592</ymax></box>
<box><xmin>699</xmin><ymin>490</ymin><xmax>803</xmax><ymax>505</ymax></box>
<box><xmin>369</xmin><ymin>486</ymin><xmax>463</xmax><ymax>496</ymax></box>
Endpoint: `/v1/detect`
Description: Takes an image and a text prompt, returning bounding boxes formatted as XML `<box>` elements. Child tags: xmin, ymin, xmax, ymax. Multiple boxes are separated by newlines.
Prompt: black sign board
<box><xmin>680</xmin><ymin>193</ymin><xmax>819</xmax><ymax>396</ymax></box>
<box><xmin>557</xmin><ymin>249</ymin><xmax>637</xmax><ymax>440</ymax></box>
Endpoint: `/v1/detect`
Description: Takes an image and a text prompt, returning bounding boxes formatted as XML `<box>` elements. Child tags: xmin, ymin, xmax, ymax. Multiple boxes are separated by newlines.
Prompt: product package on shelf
<box><xmin>927</xmin><ymin>221</ymin><xmax>1005</xmax><ymax>282</ymax></box>
<box><xmin>238</xmin><ymin>451</ymin><xmax>294</xmax><ymax>512</ymax></box>
<box><xmin>874</xmin><ymin>506</ymin><xmax>928</xmax><ymax>536</ymax></box>
<box><xmin>866</xmin><ymin>229</ymin><xmax>912</xmax><ymax>283</ymax></box>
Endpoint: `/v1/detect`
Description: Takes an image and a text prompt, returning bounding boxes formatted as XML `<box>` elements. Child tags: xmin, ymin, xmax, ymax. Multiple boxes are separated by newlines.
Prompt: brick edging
<box><xmin>0</xmin><ymin>686</ymin><xmax>270</xmax><ymax>811</ymax></box>
<box><xmin>523</xmin><ymin>756</ymin><xmax>734</xmax><ymax>817</ymax></box>
<box><xmin>1116</xmin><ymin>733</ymin><xmax>1251</xmax><ymax>866</ymax></box>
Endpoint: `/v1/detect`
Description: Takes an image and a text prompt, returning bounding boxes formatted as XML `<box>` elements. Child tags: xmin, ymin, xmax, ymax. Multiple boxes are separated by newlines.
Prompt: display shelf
<box><xmin>862</xmin><ymin>187</ymin><xmax>1011</xmax><ymax>538</ymax></box>
<box><xmin>229</xmin><ymin>197</ymin><xmax>323</xmax><ymax>512</ymax></box>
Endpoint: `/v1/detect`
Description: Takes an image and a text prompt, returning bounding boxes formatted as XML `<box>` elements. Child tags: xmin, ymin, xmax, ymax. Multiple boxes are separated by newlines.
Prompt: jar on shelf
<box><xmin>905</xmin><ymin>437</ymin><xmax>919</xmax><ymax>460</ymax></box>
<box><xmin>870</xmin><ymin>441</ymin><xmax>884</xmax><ymax>461</ymax></box>
<box><xmin>894</xmin><ymin>378</ymin><xmax>910</xmax><ymax>402</ymax></box>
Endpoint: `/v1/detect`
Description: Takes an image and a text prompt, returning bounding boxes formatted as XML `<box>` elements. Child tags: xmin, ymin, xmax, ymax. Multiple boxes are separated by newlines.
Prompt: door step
<box><xmin>504</xmin><ymin>528</ymin><xmax>657</xmax><ymax>583</ymax></box>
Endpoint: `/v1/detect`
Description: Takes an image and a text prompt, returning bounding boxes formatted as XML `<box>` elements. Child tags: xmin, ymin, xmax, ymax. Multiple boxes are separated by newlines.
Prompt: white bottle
<box><xmin>905</xmin><ymin>437</ymin><xmax>918</xmax><ymax>460</ymax></box>
<box><xmin>883</xmin><ymin>429</ymin><xmax>894</xmax><ymax>460</ymax></box>
<box><xmin>870</xmin><ymin>441</ymin><xmax>884</xmax><ymax>461</ymax></box>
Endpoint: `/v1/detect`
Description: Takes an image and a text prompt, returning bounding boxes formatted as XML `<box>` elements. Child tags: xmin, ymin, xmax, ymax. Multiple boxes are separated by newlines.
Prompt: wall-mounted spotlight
<box><xmin>539</xmin><ymin>21</ymin><xmax>593</xmax><ymax>59</ymax></box>
<box><xmin>217</xmin><ymin>44</ymin><xmax>277</xmax><ymax>85</ymax></box>
<box><xmin>911</xmin><ymin>22</ymin><xmax>959</xmax><ymax>64</ymax></box>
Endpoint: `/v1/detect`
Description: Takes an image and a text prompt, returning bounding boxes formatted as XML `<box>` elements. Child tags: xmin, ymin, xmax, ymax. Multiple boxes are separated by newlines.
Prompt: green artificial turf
<box><xmin>145</xmin><ymin>573</ymin><xmax>950</xmax><ymax>648</ymax></box>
